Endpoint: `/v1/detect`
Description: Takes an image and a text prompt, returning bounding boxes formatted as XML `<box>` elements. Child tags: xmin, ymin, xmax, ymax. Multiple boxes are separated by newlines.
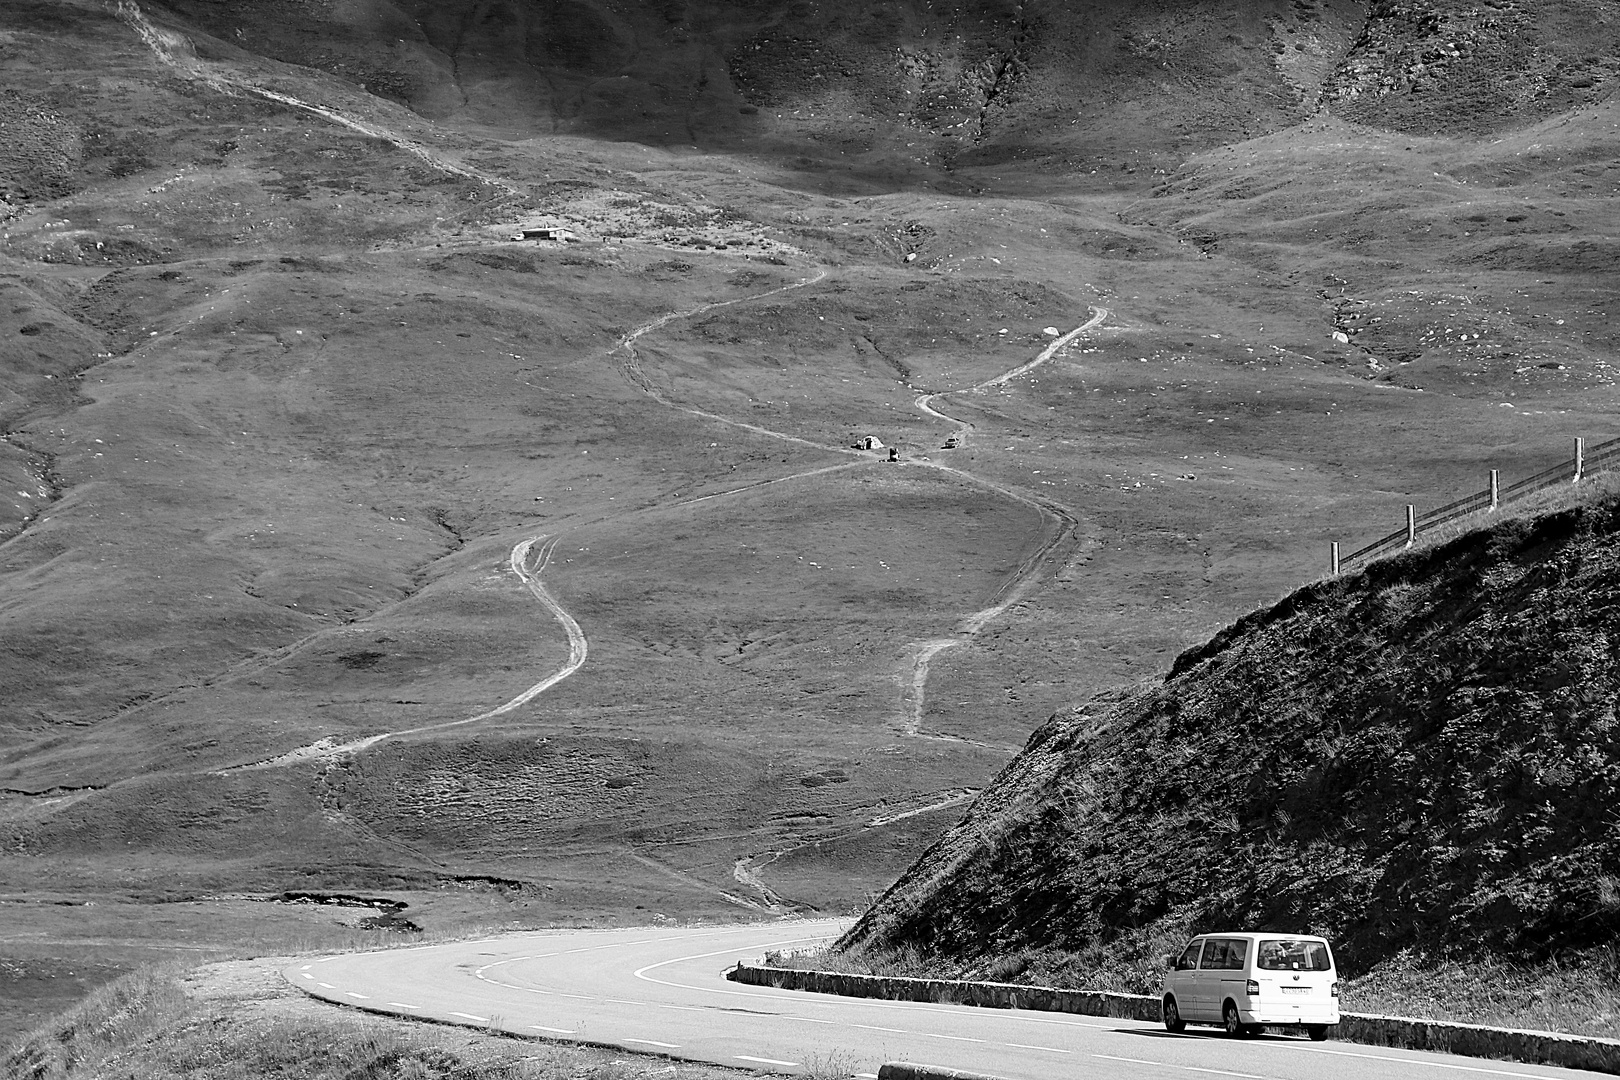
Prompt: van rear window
<box><xmin>1257</xmin><ymin>939</ymin><xmax>1332</xmax><ymax>971</ymax></box>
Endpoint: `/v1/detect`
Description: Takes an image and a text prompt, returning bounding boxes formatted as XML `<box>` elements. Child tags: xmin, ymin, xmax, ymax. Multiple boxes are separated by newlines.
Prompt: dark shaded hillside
<box><xmin>844</xmin><ymin>490</ymin><xmax>1620</xmax><ymax>978</ymax></box>
<box><xmin>142</xmin><ymin>0</ymin><xmax>1620</xmax><ymax>180</ymax></box>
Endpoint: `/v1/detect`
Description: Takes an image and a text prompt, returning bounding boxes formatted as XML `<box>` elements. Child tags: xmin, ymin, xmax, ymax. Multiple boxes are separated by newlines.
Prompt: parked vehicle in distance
<box><xmin>1162</xmin><ymin>932</ymin><xmax>1339</xmax><ymax>1040</ymax></box>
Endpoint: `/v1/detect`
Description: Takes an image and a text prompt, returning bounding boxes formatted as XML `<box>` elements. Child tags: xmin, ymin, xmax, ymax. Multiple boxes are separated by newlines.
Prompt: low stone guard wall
<box><xmin>727</xmin><ymin>962</ymin><xmax>1158</xmax><ymax>1022</ymax></box>
<box><xmin>728</xmin><ymin>962</ymin><xmax>1620</xmax><ymax>1075</ymax></box>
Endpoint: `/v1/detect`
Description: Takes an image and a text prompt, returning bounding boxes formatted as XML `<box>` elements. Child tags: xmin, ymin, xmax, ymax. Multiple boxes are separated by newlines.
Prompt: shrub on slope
<box><xmin>843</xmin><ymin>495</ymin><xmax>1620</xmax><ymax>979</ymax></box>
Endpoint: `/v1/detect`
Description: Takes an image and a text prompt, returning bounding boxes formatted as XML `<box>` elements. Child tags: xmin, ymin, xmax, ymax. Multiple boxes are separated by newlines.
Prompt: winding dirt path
<box><xmin>615</xmin><ymin>270</ymin><xmax>854</xmax><ymax>455</ymax></box>
<box><xmin>612</xmin><ymin>292</ymin><xmax>1107</xmax><ymax>743</ymax></box>
<box><xmin>914</xmin><ymin>307</ymin><xmax>1108</xmax><ymax>448</ymax></box>
<box><xmin>894</xmin><ymin>310</ymin><xmax>1106</xmax><ymax>738</ymax></box>
<box><xmin>219</xmin><ymin>535</ymin><xmax>585</xmax><ymax>772</ymax></box>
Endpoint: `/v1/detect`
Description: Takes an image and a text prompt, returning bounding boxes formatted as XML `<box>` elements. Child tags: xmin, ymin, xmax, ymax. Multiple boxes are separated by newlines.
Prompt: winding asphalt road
<box><xmin>290</xmin><ymin>922</ymin><xmax>1594</xmax><ymax>1080</ymax></box>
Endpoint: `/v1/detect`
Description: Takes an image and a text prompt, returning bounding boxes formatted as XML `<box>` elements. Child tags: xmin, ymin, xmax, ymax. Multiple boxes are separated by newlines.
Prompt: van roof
<box><xmin>1192</xmin><ymin>932</ymin><xmax>1332</xmax><ymax>943</ymax></box>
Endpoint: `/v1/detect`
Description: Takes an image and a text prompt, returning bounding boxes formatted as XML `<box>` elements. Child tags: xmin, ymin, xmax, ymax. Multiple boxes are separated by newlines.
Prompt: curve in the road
<box><xmin>289</xmin><ymin>924</ymin><xmax>1596</xmax><ymax>1080</ymax></box>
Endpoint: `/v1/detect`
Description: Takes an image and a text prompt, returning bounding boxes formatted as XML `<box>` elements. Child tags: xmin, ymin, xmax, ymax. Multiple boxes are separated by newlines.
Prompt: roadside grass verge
<box><xmin>4</xmin><ymin>962</ymin><xmax>192</xmax><ymax>1080</ymax></box>
<box><xmin>767</xmin><ymin>942</ymin><xmax>1620</xmax><ymax>1040</ymax></box>
<box><xmin>4</xmin><ymin>955</ymin><xmax>763</xmax><ymax>1080</ymax></box>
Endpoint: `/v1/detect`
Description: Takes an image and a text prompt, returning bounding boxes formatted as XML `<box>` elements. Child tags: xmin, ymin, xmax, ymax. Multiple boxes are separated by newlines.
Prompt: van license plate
<box><xmin>1280</xmin><ymin>987</ymin><xmax>1310</xmax><ymax>995</ymax></box>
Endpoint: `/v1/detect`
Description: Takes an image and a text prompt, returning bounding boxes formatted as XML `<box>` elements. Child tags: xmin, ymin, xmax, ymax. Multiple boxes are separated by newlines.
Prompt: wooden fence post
<box><xmin>1575</xmin><ymin>437</ymin><xmax>1585</xmax><ymax>483</ymax></box>
<box><xmin>1489</xmin><ymin>469</ymin><xmax>1499</xmax><ymax>510</ymax></box>
<box><xmin>1331</xmin><ymin>542</ymin><xmax>1340</xmax><ymax>577</ymax></box>
<box><xmin>1406</xmin><ymin>505</ymin><xmax>1416</xmax><ymax>546</ymax></box>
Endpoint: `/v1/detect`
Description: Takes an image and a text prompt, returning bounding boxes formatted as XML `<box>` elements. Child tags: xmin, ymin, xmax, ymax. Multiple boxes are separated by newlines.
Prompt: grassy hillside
<box><xmin>3</xmin><ymin>0</ymin><xmax>1619</xmax><ymax>1040</ymax></box>
<box><xmin>841</xmin><ymin>483</ymin><xmax>1620</xmax><ymax>1014</ymax></box>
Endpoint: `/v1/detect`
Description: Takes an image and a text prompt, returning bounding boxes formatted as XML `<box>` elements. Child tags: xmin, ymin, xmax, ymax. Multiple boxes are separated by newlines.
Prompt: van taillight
<box><xmin>1245</xmin><ymin>979</ymin><xmax>1260</xmax><ymax>995</ymax></box>
<box><xmin>1331</xmin><ymin>981</ymin><xmax>1340</xmax><ymax>997</ymax></box>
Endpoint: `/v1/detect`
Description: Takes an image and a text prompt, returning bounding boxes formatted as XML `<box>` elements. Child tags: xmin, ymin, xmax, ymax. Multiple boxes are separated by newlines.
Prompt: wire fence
<box><xmin>1332</xmin><ymin>437</ymin><xmax>1610</xmax><ymax>575</ymax></box>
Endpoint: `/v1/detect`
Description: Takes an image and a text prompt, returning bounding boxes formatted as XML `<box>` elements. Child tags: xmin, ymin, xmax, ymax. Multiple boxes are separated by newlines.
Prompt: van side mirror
<box><xmin>1165</xmin><ymin>954</ymin><xmax>1178</xmax><ymax>970</ymax></box>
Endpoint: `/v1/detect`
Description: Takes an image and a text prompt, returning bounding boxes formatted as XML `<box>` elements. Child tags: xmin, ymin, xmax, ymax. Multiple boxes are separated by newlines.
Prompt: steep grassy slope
<box><xmin>843</xmin><ymin>487</ymin><xmax>1620</xmax><ymax>985</ymax></box>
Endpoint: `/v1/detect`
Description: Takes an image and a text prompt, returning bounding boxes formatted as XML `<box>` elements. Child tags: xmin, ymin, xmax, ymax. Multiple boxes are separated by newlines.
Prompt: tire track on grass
<box><xmin>220</xmin><ymin>535</ymin><xmax>584</xmax><ymax>772</ymax></box>
<box><xmin>897</xmin><ymin>309</ymin><xmax>1106</xmax><ymax>739</ymax></box>
<box><xmin>615</xmin><ymin>270</ymin><xmax>854</xmax><ymax>455</ymax></box>
<box><xmin>616</xmin><ymin>295</ymin><xmax>1106</xmax><ymax>744</ymax></box>
<box><xmin>913</xmin><ymin>307</ymin><xmax>1107</xmax><ymax>450</ymax></box>
<box><xmin>220</xmin><ymin>278</ymin><xmax>844</xmax><ymax>775</ymax></box>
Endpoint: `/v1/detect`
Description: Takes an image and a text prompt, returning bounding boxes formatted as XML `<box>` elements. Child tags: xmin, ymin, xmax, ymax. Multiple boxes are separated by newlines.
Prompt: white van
<box><xmin>1162</xmin><ymin>932</ymin><xmax>1339</xmax><ymax>1040</ymax></box>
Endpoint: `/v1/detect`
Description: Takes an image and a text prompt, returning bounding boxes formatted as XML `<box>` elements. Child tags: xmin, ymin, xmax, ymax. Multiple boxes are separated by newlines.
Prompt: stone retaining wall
<box><xmin>728</xmin><ymin>962</ymin><xmax>1620</xmax><ymax>1075</ymax></box>
<box><xmin>727</xmin><ymin>962</ymin><xmax>1157</xmax><ymax>1022</ymax></box>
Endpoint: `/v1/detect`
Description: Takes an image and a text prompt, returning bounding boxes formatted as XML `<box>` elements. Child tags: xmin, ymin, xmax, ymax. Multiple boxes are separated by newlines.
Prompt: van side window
<box><xmin>1221</xmin><ymin>938</ymin><xmax>1247</xmax><ymax>970</ymax></box>
<box><xmin>1176</xmin><ymin>942</ymin><xmax>1201</xmax><ymax>971</ymax></box>
<box><xmin>1199</xmin><ymin>939</ymin><xmax>1224</xmax><ymax>969</ymax></box>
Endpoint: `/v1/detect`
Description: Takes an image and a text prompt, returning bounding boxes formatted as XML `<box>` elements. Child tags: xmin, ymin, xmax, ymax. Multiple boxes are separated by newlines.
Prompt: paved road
<box><xmin>290</xmin><ymin>921</ymin><xmax>1593</xmax><ymax>1080</ymax></box>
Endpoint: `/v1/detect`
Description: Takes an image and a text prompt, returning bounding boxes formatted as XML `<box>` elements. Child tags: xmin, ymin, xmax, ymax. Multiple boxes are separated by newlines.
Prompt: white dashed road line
<box><xmin>451</xmin><ymin>1012</ymin><xmax>491</xmax><ymax>1024</ymax></box>
<box><xmin>624</xmin><ymin>1039</ymin><xmax>681</xmax><ymax>1048</ymax></box>
<box><xmin>317</xmin><ymin>982</ymin><xmax>334</xmax><ymax>989</ymax></box>
<box><xmin>531</xmin><ymin>1025</ymin><xmax>576</xmax><ymax>1034</ymax></box>
<box><xmin>736</xmin><ymin>1056</ymin><xmax>799</xmax><ymax>1067</ymax></box>
<box><xmin>344</xmin><ymin>992</ymin><xmax>368</xmax><ymax>999</ymax></box>
<box><xmin>386</xmin><ymin>1003</ymin><xmax>421</xmax><ymax>1010</ymax></box>
<box><xmin>1007</xmin><ymin>1044</ymin><xmax>1070</xmax><ymax>1054</ymax></box>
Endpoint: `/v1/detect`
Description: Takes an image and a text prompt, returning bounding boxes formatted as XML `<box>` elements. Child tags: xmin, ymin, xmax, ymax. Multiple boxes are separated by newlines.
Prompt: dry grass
<box><xmin>3</xmin><ymin>956</ymin><xmax>762</xmax><ymax>1080</ymax></box>
<box><xmin>1342</xmin><ymin>946</ymin><xmax>1620</xmax><ymax>1039</ymax></box>
<box><xmin>4</xmin><ymin>962</ymin><xmax>191</xmax><ymax>1080</ymax></box>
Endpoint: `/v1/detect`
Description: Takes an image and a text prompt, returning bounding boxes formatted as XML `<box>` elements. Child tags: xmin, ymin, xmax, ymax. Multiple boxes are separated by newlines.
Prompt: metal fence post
<box><xmin>1331</xmin><ymin>542</ymin><xmax>1340</xmax><ymax>577</ymax></box>
<box><xmin>1489</xmin><ymin>469</ymin><xmax>1499</xmax><ymax>510</ymax></box>
<box><xmin>1575</xmin><ymin>437</ymin><xmax>1585</xmax><ymax>483</ymax></box>
<box><xmin>1406</xmin><ymin>505</ymin><xmax>1416</xmax><ymax>546</ymax></box>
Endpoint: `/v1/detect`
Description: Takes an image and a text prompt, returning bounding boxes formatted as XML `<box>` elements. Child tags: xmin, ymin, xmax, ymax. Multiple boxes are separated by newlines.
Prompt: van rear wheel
<box><xmin>1222</xmin><ymin>1002</ymin><xmax>1252</xmax><ymax>1038</ymax></box>
<box><xmin>1307</xmin><ymin>1024</ymin><xmax>1331</xmax><ymax>1042</ymax></box>
<box><xmin>1163</xmin><ymin>996</ymin><xmax>1186</xmax><ymax>1033</ymax></box>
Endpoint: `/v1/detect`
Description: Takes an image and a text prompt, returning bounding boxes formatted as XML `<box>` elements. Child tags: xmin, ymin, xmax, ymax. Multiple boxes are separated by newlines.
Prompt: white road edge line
<box><xmin>736</xmin><ymin>1056</ymin><xmax>799</xmax><ymax>1067</ymax></box>
<box><xmin>1291</xmin><ymin>1045</ymin><xmax>1576</xmax><ymax>1079</ymax></box>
